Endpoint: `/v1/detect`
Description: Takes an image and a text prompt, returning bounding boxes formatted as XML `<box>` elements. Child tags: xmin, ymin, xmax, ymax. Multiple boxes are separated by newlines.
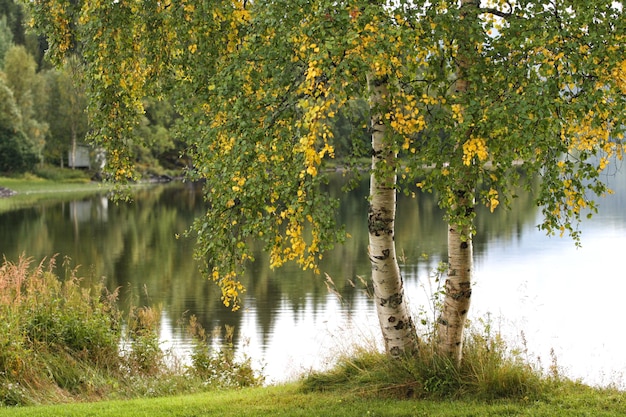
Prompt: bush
<box><xmin>186</xmin><ymin>316</ymin><xmax>264</xmax><ymax>388</ymax></box>
<box><xmin>33</xmin><ymin>164</ymin><xmax>92</xmax><ymax>182</ymax></box>
<box><xmin>0</xmin><ymin>256</ymin><xmax>122</xmax><ymax>404</ymax></box>
<box><xmin>122</xmin><ymin>305</ymin><xmax>165</xmax><ymax>376</ymax></box>
<box><xmin>0</xmin><ymin>127</ymin><xmax>39</xmax><ymax>174</ymax></box>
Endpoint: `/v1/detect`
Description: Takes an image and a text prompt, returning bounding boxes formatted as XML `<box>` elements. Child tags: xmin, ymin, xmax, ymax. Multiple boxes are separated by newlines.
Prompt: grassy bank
<box><xmin>1</xmin><ymin>382</ymin><xmax>625</xmax><ymax>417</ymax></box>
<box><xmin>0</xmin><ymin>177</ymin><xmax>98</xmax><ymax>193</ymax></box>
<box><xmin>0</xmin><ymin>174</ymin><xmax>158</xmax><ymax>215</ymax></box>
<box><xmin>2</xmin><ymin>173</ymin><xmax>625</xmax><ymax>415</ymax></box>
<box><xmin>0</xmin><ymin>256</ymin><xmax>262</xmax><ymax>407</ymax></box>
<box><xmin>0</xmin><ymin>172</ymin><xmax>105</xmax><ymax>213</ymax></box>
<box><xmin>1</xmin><ymin>257</ymin><xmax>625</xmax><ymax>415</ymax></box>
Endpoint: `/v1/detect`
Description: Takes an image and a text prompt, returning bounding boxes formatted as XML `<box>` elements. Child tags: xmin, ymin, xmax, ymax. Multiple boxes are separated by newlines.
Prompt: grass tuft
<box><xmin>302</xmin><ymin>320</ymin><xmax>557</xmax><ymax>401</ymax></box>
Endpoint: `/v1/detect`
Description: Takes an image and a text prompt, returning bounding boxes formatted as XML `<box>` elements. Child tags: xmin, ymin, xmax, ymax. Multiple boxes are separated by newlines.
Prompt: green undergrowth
<box><xmin>0</xmin><ymin>256</ymin><xmax>262</xmax><ymax>407</ymax></box>
<box><xmin>303</xmin><ymin>322</ymin><xmax>565</xmax><ymax>402</ymax></box>
<box><xmin>31</xmin><ymin>165</ymin><xmax>94</xmax><ymax>182</ymax></box>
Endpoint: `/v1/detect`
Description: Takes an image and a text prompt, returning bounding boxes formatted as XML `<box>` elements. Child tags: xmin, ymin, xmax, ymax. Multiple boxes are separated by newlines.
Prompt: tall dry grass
<box><xmin>0</xmin><ymin>255</ymin><xmax>121</xmax><ymax>404</ymax></box>
<box><xmin>0</xmin><ymin>255</ymin><xmax>262</xmax><ymax>406</ymax></box>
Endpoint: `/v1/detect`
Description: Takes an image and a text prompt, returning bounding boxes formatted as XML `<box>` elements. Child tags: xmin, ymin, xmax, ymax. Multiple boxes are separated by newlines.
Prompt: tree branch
<box><xmin>480</xmin><ymin>8</ymin><xmax>513</xmax><ymax>19</ymax></box>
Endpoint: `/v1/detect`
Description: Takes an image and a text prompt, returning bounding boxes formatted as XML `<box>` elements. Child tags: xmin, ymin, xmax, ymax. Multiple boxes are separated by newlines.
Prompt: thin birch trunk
<box><xmin>70</xmin><ymin>125</ymin><xmax>77</xmax><ymax>169</ymax></box>
<box><xmin>437</xmin><ymin>215</ymin><xmax>473</xmax><ymax>364</ymax></box>
<box><xmin>436</xmin><ymin>0</ymin><xmax>477</xmax><ymax>365</ymax></box>
<box><xmin>367</xmin><ymin>74</ymin><xmax>418</xmax><ymax>357</ymax></box>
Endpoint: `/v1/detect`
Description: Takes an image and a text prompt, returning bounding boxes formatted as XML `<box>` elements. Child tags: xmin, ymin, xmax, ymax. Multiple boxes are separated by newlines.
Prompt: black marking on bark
<box><xmin>460</xmin><ymin>241</ymin><xmax>468</xmax><ymax>249</ymax></box>
<box><xmin>388</xmin><ymin>316</ymin><xmax>396</xmax><ymax>323</ymax></box>
<box><xmin>380</xmin><ymin>292</ymin><xmax>403</xmax><ymax>308</ymax></box>
<box><xmin>451</xmin><ymin>289</ymin><xmax>472</xmax><ymax>300</ymax></box>
<box><xmin>389</xmin><ymin>346</ymin><xmax>401</xmax><ymax>356</ymax></box>
<box><xmin>455</xmin><ymin>341</ymin><xmax>461</xmax><ymax>346</ymax></box>
<box><xmin>447</xmin><ymin>280</ymin><xmax>472</xmax><ymax>300</ymax></box>
<box><xmin>373</xmin><ymin>249</ymin><xmax>390</xmax><ymax>260</ymax></box>
<box><xmin>371</xmin><ymin>148</ymin><xmax>383</xmax><ymax>158</ymax></box>
<box><xmin>460</xmin><ymin>309</ymin><xmax>467</xmax><ymax>315</ymax></box>
<box><xmin>437</xmin><ymin>317</ymin><xmax>448</xmax><ymax>326</ymax></box>
<box><xmin>393</xmin><ymin>320</ymin><xmax>406</xmax><ymax>330</ymax></box>
<box><xmin>368</xmin><ymin>205</ymin><xmax>393</xmax><ymax>236</ymax></box>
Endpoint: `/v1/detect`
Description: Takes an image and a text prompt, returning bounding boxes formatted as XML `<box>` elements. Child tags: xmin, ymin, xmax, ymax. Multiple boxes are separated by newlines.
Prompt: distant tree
<box><xmin>0</xmin><ymin>0</ymin><xmax>25</xmax><ymax>46</ymax></box>
<box><xmin>0</xmin><ymin>15</ymin><xmax>12</xmax><ymax>68</ymax></box>
<box><xmin>0</xmin><ymin>77</ymin><xmax>36</xmax><ymax>173</ymax></box>
<box><xmin>4</xmin><ymin>45</ymin><xmax>35</xmax><ymax>119</ymax></box>
<box><xmin>134</xmin><ymin>97</ymin><xmax>178</xmax><ymax>173</ymax></box>
<box><xmin>3</xmin><ymin>44</ymin><xmax>48</xmax><ymax>163</ymax></box>
<box><xmin>0</xmin><ymin>73</ymin><xmax>19</xmax><ymax>130</ymax></box>
<box><xmin>43</xmin><ymin>55</ymin><xmax>88</xmax><ymax>167</ymax></box>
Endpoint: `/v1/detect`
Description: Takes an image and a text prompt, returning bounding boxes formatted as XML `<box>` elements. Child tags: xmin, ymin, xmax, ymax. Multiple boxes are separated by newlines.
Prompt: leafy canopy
<box><xmin>27</xmin><ymin>0</ymin><xmax>626</xmax><ymax>308</ymax></box>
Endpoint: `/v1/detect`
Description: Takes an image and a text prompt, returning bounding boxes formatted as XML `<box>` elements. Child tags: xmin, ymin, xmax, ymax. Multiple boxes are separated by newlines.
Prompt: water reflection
<box><xmin>0</xmin><ymin>168</ymin><xmax>625</xmax><ymax>387</ymax></box>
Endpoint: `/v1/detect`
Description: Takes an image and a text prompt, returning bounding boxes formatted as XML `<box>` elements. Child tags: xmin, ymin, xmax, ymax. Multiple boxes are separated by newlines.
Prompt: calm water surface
<box><xmin>1</xmin><ymin>169</ymin><xmax>625</xmax><ymax>387</ymax></box>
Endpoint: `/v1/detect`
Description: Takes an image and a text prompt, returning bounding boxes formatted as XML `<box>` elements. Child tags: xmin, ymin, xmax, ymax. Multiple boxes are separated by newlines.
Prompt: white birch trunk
<box><xmin>437</xmin><ymin>219</ymin><xmax>473</xmax><ymax>365</ymax></box>
<box><xmin>436</xmin><ymin>0</ymin><xmax>477</xmax><ymax>365</ymax></box>
<box><xmin>367</xmin><ymin>74</ymin><xmax>417</xmax><ymax>357</ymax></box>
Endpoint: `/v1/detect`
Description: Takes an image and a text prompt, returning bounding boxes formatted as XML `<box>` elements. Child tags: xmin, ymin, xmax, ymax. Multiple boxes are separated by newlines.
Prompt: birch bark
<box><xmin>367</xmin><ymin>74</ymin><xmax>418</xmax><ymax>357</ymax></box>
<box><xmin>436</xmin><ymin>0</ymin><xmax>477</xmax><ymax>365</ymax></box>
<box><xmin>437</xmin><ymin>211</ymin><xmax>473</xmax><ymax>364</ymax></box>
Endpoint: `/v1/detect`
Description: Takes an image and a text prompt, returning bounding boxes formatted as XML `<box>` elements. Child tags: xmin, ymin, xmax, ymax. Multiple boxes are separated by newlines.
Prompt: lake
<box><xmin>1</xmin><ymin>167</ymin><xmax>625</xmax><ymax>387</ymax></box>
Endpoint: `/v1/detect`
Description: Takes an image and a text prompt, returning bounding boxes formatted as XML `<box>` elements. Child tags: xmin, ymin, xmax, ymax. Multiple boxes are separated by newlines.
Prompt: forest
<box><xmin>0</xmin><ymin>0</ymin><xmax>370</xmax><ymax>177</ymax></box>
<box><xmin>0</xmin><ymin>0</ymin><xmax>186</xmax><ymax>176</ymax></box>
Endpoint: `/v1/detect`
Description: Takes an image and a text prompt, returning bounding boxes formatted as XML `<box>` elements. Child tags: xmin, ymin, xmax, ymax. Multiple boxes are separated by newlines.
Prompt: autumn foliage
<box><xmin>26</xmin><ymin>0</ymin><xmax>626</xmax><ymax>310</ymax></box>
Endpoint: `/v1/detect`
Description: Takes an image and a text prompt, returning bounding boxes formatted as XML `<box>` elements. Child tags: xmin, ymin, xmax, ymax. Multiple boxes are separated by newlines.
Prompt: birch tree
<box><xmin>28</xmin><ymin>0</ymin><xmax>626</xmax><ymax>363</ymax></box>
<box><xmin>368</xmin><ymin>73</ymin><xmax>418</xmax><ymax>355</ymax></box>
<box><xmin>416</xmin><ymin>0</ymin><xmax>626</xmax><ymax>363</ymax></box>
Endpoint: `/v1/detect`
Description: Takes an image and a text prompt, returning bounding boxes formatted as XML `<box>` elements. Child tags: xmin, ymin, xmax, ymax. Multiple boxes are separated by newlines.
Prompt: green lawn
<box><xmin>0</xmin><ymin>383</ymin><xmax>624</xmax><ymax>417</ymax></box>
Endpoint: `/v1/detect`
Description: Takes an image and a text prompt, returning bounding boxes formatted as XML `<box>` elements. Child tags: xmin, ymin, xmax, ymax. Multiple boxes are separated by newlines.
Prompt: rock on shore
<box><xmin>0</xmin><ymin>187</ymin><xmax>16</xmax><ymax>198</ymax></box>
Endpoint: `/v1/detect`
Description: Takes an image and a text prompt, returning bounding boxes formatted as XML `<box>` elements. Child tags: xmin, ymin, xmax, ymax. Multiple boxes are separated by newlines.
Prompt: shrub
<box><xmin>0</xmin><ymin>255</ymin><xmax>264</xmax><ymax>405</ymax></box>
<box><xmin>33</xmin><ymin>164</ymin><xmax>92</xmax><ymax>182</ymax></box>
<box><xmin>0</xmin><ymin>255</ymin><xmax>121</xmax><ymax>404</ymax></box>
<box><xmin>0</xmin><ymin>127</ymin><xmax>39</xmax><ymax>174</ymax></box>
<box><xmin>122</xmin><ymin>305</ymin><xmax>165</xmax><ymax>376</ymax></box>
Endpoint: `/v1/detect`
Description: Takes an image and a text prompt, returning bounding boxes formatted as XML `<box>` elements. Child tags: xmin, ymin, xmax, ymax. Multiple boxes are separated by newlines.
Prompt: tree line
<box><xmin>1</xmin><ymin>0</ymin><xmax>371</xmax><ymax>176</ymax></box>
<box><xmin>0</xmin><ymin>0</ymin><xmax>186</xmax><ymax>175</ymax></box>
